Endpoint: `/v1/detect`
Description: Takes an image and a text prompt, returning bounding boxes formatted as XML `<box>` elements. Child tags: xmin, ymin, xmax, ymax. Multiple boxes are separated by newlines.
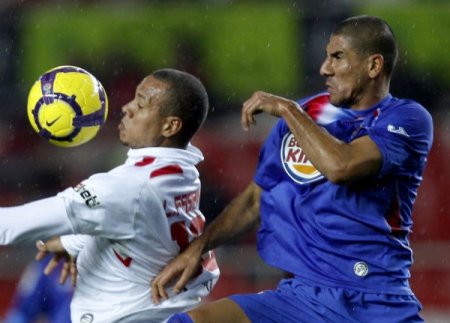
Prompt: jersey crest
<box><xmin>280</xmin><ymin>133</ymin><xmax>323</xmax><ymax>184</ymax></box>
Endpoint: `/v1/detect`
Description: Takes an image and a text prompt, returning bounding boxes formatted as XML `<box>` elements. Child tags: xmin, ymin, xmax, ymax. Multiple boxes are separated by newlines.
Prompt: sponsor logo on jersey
<box><xmin>74</xmin><ymin>183</ymin><xmax>100</xmax><ymax>208</ymax></box>
<box><xmin>387</xmin><ymin>124</ymin><xmax>409</xmax><ymax>137</ymax></box>
<box><xmin>353</xmin><ymin>261</ymin><xmax>369</xmax><ymax>277</ymax></box>
<box><xmin>280</xmin><ymin>133</ymin><xmax>323</xmax><ymax>184</ymax></box>
<box><xmin>80</xmin><ymin>313</ymin><xmax>94</xmax><ymax>323</ymax></box>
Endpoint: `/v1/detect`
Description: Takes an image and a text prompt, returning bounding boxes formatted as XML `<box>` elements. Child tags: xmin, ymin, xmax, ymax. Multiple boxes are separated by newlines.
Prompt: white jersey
<box><xmin>57</xmin><ymin>145</ymin><xmax>219</xmax><ymax>323</ymax></box>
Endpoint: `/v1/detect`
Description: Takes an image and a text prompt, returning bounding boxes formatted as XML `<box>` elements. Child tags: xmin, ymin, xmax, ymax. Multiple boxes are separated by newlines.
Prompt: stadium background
<box><xmin>0</xmin><ymin>0</ymin><xmax>449</xmax><ymax>321</ymax></box>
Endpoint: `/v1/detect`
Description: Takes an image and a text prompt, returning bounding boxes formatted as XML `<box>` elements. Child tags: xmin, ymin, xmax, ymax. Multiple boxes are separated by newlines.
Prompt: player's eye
<box><xmin>331</xmin><ymin>52</ymin><xmax>343</xmax><ymax>60</ymax></box>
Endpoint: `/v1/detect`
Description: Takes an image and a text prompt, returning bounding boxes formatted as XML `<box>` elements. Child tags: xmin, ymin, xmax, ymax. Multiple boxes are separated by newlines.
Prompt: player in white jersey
<box><xmin>0</xmin><ymin>68</ymin><xmax>219</xmax><ymax>323</ymax></box>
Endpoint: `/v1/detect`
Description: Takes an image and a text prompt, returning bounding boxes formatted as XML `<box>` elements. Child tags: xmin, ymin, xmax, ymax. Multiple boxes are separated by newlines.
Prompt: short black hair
<box><xmin>152</xmin><ymin>68</ymin><xmax>209</xmax><ymax>144</ymax></box>
<box><xmin>333</xmin><ymin>15</ymin><xmax>398</xmax><ymax>78</ymax></box>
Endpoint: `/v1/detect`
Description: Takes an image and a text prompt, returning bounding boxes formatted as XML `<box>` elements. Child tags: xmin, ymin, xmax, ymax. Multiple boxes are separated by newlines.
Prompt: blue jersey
<box><xmin>4</xmin><ymin>256</ymin><xmax>72</xmax><ymax>323</ymax></box>
<box><xmin>254</xmin><ymin>93</ymin><xmax>433</xmax><ymax>295</ymax></box>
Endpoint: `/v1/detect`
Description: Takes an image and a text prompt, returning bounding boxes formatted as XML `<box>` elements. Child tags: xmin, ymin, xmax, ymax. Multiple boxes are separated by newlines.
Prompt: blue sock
<box><xmin>167</xmin><ymin>312</ymin><xmax>194</xmax><ymax>323</ymax></box>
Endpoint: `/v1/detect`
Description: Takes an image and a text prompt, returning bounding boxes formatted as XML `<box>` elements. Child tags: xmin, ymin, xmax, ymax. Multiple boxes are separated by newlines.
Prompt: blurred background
<box><xmin>0</xmin><ymin>0</ymin><xmax>449</xmax><ymax>322</ymax></box>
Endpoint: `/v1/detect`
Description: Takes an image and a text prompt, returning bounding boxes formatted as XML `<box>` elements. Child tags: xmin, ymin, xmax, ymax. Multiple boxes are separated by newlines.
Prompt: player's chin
<box><xmin>118</xmin><ymin>132</ymin><xmax>129</xmax><ymax>146</ymax></box>
<box><xmin>329</xmin><ymin>94</ymin><xmax>346</xmax><ymax>108</ymax></box>
<box><xmin>328</xmin><ymin>93</ymin><xmax>338</xmax><ymax>104</ymax></box>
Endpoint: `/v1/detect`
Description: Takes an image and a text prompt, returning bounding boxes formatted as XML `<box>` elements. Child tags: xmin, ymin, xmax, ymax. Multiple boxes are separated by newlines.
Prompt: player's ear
<box><xmin>368</xmin><ymin>54</ymin><xmax>384</xmax><ymax>79</ymax></box>
<box><xmin>162</xmin><ymin>116</ymin><xmax>182</xmax><ymax>138</ymax></box>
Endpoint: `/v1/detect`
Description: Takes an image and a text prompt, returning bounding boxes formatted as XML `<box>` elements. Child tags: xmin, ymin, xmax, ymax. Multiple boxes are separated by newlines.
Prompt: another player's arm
<box><xmin>152</xmin><ymin>181</ymin><xmax>262</xmax><ymax>303</ymax></box>
<box><xmin>35</xmin><ymin>234</ymin><xmax>89</xmax><ymax>285</ymax></box>
<box><xmin>242</xmin><ymin>91</ymin><xmax>382</xmax><ymax>184</ymax></box>
<box><xmin>197</xmin><ymin>181</ymin><xmax>261</xmax><ymax>250</ymax></box>
<box><xmin>35</xmin><ymin>237</ymin><xmax>78</xmax><ymax>286</ymax></box>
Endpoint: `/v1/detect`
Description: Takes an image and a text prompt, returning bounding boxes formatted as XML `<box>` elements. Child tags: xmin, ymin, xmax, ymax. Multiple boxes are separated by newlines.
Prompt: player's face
<box><xmin>119</xmin><ymin>76</ymin><xmax>170</xmax><ymax>148</ymax></box>
<box><xmin>320</xmin><ymin>34</ymin><xmax>370</xmax><ymax>109</ymax></box>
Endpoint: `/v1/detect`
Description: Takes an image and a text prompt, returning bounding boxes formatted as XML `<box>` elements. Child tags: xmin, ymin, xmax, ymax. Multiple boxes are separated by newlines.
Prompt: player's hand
<box><xmin>151</xmin><ymin>241</ymin><xmax>203</xmax><ymax>304</ymax></box>
<box><xmin>241</xmin><ymin>91</ymin><xmax>300</xmax><ymax>130</ymax></box>
<box><xmin>35</xmin><ymin>237</ymin><xmax>77</xmax><ymax>287</ymax></box>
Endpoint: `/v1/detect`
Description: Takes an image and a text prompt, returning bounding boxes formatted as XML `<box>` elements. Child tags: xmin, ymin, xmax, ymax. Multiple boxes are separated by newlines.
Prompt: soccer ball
<box><xmin>27</xmin><ymin>65</ymin><xmax>108</xmax><ymax>147</ymax></box>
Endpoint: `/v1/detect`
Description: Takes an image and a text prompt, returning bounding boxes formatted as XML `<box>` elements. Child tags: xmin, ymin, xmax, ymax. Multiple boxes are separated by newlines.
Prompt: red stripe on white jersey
<box><xmin>150</xmin><ymin>165</ymin><xmax>183</xmax><ymax>178</ymax></box>
<box><xmin>113</xmin><ymin>249</ymin><xmax>132</xmax><ymax>267</ymax></box>
<box><xmin>202</xmin><ymin>251</ymin><xmax>219</xmax><ymax>272</ymax></box>
<box><xmin>134</xmin><ymin>156</ymin><xmax>156</xmax><ymax>167</ymax></box>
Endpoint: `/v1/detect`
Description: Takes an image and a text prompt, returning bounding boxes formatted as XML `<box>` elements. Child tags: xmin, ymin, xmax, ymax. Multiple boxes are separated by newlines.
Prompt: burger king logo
<box><xmin>280</xmin><ymin>132</ymin><xmax>323</xmax><ymax>184</ymax></box>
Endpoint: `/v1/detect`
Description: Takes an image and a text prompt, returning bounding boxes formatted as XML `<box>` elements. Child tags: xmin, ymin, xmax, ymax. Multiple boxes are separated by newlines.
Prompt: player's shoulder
<box><xmin>83</xmin><ymin>157</ymin><xmax>160</xmax><ymax>194</ymax></box>
<box><xmin>383</xmin><ymin>96</ymin><xmax>431</xmax><ymax>119</ymax></box>
<box><xmin>131</xmin><ymin>156</ymin><xmax>200</xmax><ymax>203</ymax></box>
<box><xmin>269</xmin><ymin>92</ymin><xmax>331</xmax><ymax>135</ymax></box>
<box><xmin>117</xmin><ymin>155</ymin><xmax>184</xmax><ymax>178</ymax></box>
<box><xmin>126</xmin><ymin>147</ymin><xmax>201</xmax><ymax>181</ymax></box>
<box><xmin>380</xmin><ymin>95</ymin><xmax>433</xmax><ymax>130</ymax></box>
<box><xmin>296</xmin><ymin>91</ymin><xmax>330</xmax><ymax>107</ymax></box>
<box><xmin>132</xmin><ymin>156</ymin><xmax>186</xmax><ymax>180</ymax></box>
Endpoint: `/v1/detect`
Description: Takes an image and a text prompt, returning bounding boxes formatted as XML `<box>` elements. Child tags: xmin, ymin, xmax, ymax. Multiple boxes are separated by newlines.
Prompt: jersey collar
<box><xmin>127</xmin><ymin>143</ymin><xmax>204</xmax><ymax>165</ymax></box>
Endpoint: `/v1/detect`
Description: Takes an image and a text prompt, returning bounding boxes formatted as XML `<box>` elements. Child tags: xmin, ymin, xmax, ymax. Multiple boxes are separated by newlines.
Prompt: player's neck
<box><xmin>351</xmin><ymin>82</ymin><xmax>389</xmax><ymax>111</ymax></box>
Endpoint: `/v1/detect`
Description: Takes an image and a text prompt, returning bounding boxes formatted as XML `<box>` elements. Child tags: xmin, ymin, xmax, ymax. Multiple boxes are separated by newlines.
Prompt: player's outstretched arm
<box><xmin>0</xmin><ymin>196</ymin><xmax>73</xmax><ymax>245</ymax></box>
<box><xmin>151</xmin><ymin>181</ymin><xmax>262</xmax><ymax>304</ymax></box>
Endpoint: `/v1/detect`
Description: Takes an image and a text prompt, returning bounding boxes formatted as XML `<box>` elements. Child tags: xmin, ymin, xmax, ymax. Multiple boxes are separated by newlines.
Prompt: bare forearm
<box><xmin>242</xmin><ymin>92</ymin><xmax>381</xmax><ymax>184</ymax></box>
<box><xmin>281</xmin><ymin>102</ymin><xmax>349</xmax><ymax>180</ymax></box>
<box><xmin>197</xmin><ymin>182</ymin><xmax>261</xmax><ymax>253</ymax></box>
<box><xmin>150</xmin><ymin>182</ymin><xmax>261</xmax><ymax>301</ymax></box>
<box><xmin>280</xmin><ymin>101</ymin><xmax>382</xmax><ymax>183</ymax></box>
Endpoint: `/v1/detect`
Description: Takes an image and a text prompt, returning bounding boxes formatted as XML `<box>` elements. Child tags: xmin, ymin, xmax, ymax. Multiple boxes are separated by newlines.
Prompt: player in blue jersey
<box><xmin>3</xmin><ymin>255</ymin><xmax>72</xmax><ymax>323</ymax></box>
<box><xmin>152</xmin><ymin>15</ymin><xmax>433</xmax><ymax>322</ymax></box>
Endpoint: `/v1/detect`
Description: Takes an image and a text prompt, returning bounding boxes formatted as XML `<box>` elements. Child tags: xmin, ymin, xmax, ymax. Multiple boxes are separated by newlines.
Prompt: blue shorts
<box><xmin>229</xmin><ymin>278</ymin><xmax>423</xmax><ymax>323</ymax></box>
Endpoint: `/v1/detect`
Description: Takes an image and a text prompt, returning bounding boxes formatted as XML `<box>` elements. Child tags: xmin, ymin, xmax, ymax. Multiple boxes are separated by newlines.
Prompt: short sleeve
<box><xmin>57</xmin><ymin>172</ymin><xmax>142</xmax><ymax>239</ymax></box>
<box><xmin>367</xmin><ymin>101</ymin><xmax>433</xmax><ymax>177</ymax></box>
<box><xmin>60</xmin><ymin>234</ymin><xmax>91</xmax><ymax>257</ymax></box>
<box><xmin>254</xmin><ymin>119</ymin><xmax>288</xmax><ymax>189</ymax></box>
